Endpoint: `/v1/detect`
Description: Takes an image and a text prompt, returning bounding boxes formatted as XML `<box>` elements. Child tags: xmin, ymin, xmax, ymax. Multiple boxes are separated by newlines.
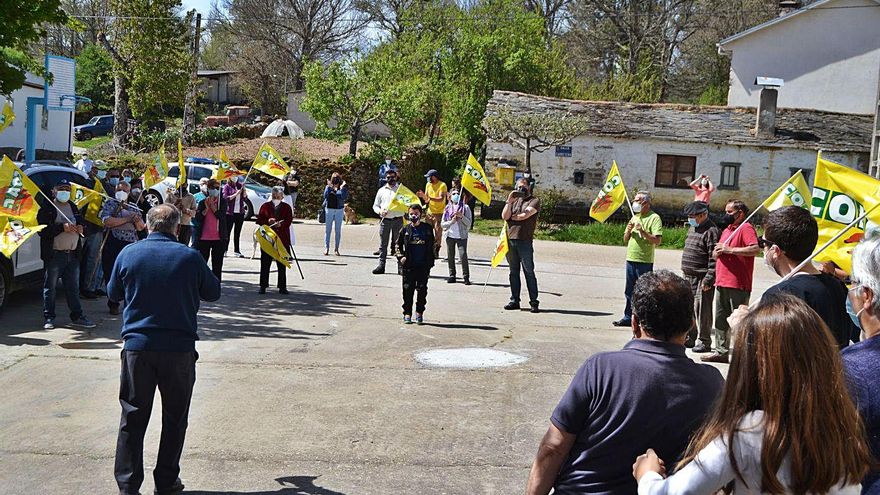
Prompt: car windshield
<box><xmin>87</xmin><ymin>117</ymin><xmax>99</xmax><ymax>125</ymax></box>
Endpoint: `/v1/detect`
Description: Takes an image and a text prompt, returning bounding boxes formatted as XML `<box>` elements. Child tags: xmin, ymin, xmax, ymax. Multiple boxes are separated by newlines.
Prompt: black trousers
<box><xmin>259</xmin><ymin>250</ymin><xmax>287</xmax><ymax>289</ymax></box>
<box><xmin>225</xmin><ymin>213</ymin><xmax>245</xmax><ymax>253</ymax></box>
<box><xmin>115</xmin><ymin>350</ymin><xmax>197</xmax><ymax>494</ymax></box>
<box><xmin>401</xmin><ymin>266</ymin><xmax>430</xmax><ymax>315</ymax></box>
<box><xmin>198</xmin><ymin>239</ymin><xmax>224</xmax><ymax>281</ymax></box>
<box><xmin>176</xmin><ymin>225</ymin><xmax>192</xmax><ymax>247</ymax></box>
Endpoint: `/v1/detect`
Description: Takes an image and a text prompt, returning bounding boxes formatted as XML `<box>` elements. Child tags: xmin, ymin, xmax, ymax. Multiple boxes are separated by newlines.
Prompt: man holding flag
<box><xmin>613</xmin><ymin>191</ymin><xmax>662</xmax><ymax>327</ymax></box>
<box><xmin>256</xmin><ymin>187</ymin><xmax>293</xmax><ymax>294</ymax></box>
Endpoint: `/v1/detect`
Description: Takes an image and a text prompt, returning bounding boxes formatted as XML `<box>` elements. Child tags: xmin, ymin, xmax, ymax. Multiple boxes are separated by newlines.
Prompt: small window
<box><xmin>790</xmin><ymin>167</ymin><xmax>812</xmax><ymax>182</ymax></box>
<box><xmin>655</xmin><ymin>154</ymin><xmax>696</xmax><ymax>189</ymax></box>
<box><xmin>573</xmin><ymin>171</ymin><xmax>585</xmax><ymax>185</ymax></box>
<box><xmin>719</xmin><ymin>162</ymin><xmax>740</xmax><ymax>190</ymax></box>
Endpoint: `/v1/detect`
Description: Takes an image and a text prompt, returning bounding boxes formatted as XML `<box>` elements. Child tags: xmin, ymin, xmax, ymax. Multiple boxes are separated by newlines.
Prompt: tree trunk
<box><xmin>112</xmin><ymin>73</ymin><xmax>130</xmax><ymax>147</ymax></box>
<box><xmin>349</xmin><ymin>125</ymin><xmax>361</xmax><ymax>157</ymax></box>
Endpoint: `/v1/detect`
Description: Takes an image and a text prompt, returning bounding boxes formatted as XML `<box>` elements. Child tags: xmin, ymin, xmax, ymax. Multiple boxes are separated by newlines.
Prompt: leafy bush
<box><xmin>536</xmin><ymin>187</ymin><xmax>567</xmax><ymax>230</ymax></box>
<box><xmin>130</xmin><ymin>126</ymin><xmax>239</xmax><ymax>152</ymax></box>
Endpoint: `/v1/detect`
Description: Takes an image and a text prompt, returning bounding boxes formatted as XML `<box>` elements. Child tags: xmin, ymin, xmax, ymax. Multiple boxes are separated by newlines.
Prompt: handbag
<box><xmin>318</xmin><ymin>208</ymin><xmax>326</xmax><ymax>224</ymax></box>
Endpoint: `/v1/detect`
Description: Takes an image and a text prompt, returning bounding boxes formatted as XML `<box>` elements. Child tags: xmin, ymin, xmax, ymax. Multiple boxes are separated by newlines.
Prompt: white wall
<box><xmin>486</xmin><ymin>135</ymin><xmax>866</xmax><ymax>211</ymax></box>
<box><xmin>0</xmin><ymin>79</ymin><xmax>73</xmax><ymax>155</ymax></box>
<box><xmin>723</xmin><ymin>0</ymin><xmax>880</xmax><ymax>115</ymax></box>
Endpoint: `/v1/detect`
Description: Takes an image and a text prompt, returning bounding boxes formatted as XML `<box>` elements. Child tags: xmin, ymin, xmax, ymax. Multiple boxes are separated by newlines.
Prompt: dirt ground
<box><xmin>184</xmin><ymin>137</ymin><xmax>364</xmax><ymax>163</ymax></box>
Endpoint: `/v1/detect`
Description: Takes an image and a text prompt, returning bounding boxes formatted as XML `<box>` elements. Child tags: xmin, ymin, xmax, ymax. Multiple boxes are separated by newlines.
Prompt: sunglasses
<box><xmin>757</xmin><ymin>237</ymin><xmax>774</xmax><ymax>249</ymax></box>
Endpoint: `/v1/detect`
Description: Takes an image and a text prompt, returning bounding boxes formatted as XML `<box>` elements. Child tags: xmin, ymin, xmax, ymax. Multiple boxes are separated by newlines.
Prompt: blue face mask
<box><xmin>55</xmin><ymin>190</ymin><xmax>71</xmax><ymax>203</ymax></box>
<box><xmin>209</xmin><ymin>189</ymin><xmax>220</xmax><ymax>198</ymax></box>
<box><xmin>451</xmin><ymin>193</ymin><xmax>460</xmax><ymax>203</ymax></box>
<box><xmin>109</xmin><ymin>177</ymin><xmax>119</xmax><ymax>187</ymax></box>
<box><xmin>847</xmin><ymin>288</ymin><xmax>865</xmax><ymax>330</ymax></box>
<box><xmin>688</xmin><ymin>218</ymin><xmax>699</xmax><ymax>228</ymax></box>
<box><xmin>123</xmin><ymin>176</ymin><xmax>132</xmax><ymax>184</ymax></box>
<box><xmin>96</xmin><ymin>169</ymin><xmax>107</xmax><ymax>180</ymax></box>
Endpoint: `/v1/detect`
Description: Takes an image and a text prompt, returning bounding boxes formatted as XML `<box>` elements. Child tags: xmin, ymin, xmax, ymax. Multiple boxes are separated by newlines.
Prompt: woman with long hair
<box><xmin>633</xmin><ymin>294</ymin><xmax>871</xmax><ymax>494</ymax></box>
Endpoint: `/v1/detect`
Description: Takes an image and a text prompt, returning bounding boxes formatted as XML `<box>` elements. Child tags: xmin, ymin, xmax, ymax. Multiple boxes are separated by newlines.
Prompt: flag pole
<box><xmin>289</xmin><ymin>245</ymin><xmax>304</xmax><ymax>280</ymax></box>
<box><xmin>622</xmin><ymin>188</ymin><xmax>635</xmax><ymax>217</ymax></box>
<box><xmin>779</xmin><ymin>202</ymin><xmax>880</xmax><ymax>283</ymax></box>
<box><xmin>722</xmin><ymin>208</ymin><xmax>761</xmax><ymax>248</ymax></box>
<box><xmin>481</xmin><ymin>267</ymin><xmax>493</xmax><ymax>295</ymax></box>
<box><xmin>38</xmin><ymin>190</ymin><xmax>84</xmax><ymax>238</ymax></box>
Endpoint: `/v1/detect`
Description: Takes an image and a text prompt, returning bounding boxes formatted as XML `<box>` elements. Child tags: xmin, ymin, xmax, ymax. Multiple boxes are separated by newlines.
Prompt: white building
<box><xmin>198</xmin><ymin>70</ymin><xmax>243</xmax><ymax>106</ymax></box>
<box><xmin>0</xmin><ymin>73</ymin><xmax>74</xmax><ymax>160</ymax></box>
<box><xmin>718</xmin><ymin>0</ymin><xmax>880</xmax><ymax>115</ymax></box>
<box><xmin>482</xmin><ymin>91</ymin><xmax>871</xmax><ymax>217</ymax></box>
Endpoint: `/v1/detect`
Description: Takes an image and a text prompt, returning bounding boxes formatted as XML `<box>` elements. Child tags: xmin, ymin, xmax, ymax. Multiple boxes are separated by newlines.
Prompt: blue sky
<box><xmin>181</xmin><ymin>0</ymin><xmax>218</xmax><ymax>16</ymax></box>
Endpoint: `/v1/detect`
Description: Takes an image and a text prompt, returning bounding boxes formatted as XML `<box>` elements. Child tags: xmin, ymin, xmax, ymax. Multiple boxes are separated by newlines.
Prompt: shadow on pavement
<box><xmin>421</xmin><ymin>322</ymin><xmax>498</xmax><ymax>331</ymax></box>
<box><xmin>538</xmin><ymin>309</ymin><xmax>613</xmax><ymax>317</ymax></box>
<box><xmin>186</xmin><ymin>476</ymin><xmax>346</xmax><ymax>495</ymax></box>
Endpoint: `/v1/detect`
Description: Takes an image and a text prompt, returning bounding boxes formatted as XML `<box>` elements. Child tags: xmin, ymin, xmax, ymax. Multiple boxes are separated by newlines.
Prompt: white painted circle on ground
<box><xmin>414</xmin><ymin>348</ymin><xmax>528</xmax><ymax>368</ymax></box>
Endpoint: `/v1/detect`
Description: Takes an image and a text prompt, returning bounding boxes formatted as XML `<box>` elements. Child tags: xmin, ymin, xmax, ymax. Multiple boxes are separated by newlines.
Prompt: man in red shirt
<box><xmin>703</xmin><ymin>199</ymin><xmax>760</xmax><ymax>363</ymax></box>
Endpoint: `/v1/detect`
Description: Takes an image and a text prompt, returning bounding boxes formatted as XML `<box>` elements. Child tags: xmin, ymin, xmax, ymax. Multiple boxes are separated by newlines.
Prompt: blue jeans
<box><xmin>507</xmin><ymin>239</ymin><xmax>539</xmax><ymax>305</ymax></box>
<box><xmin>325</xmin><ymin>207</ymin><xmax>344</xmax><ymax>250</ymax></box>
<box><xmin>623</xmin><ymin>261</ymin><xmax>654</xmax><ymax>321</ymax></box>
<box><xmin>43</xmin><ymin>251</ymin><xmax>84</xmax><ymax>320</ymax></box>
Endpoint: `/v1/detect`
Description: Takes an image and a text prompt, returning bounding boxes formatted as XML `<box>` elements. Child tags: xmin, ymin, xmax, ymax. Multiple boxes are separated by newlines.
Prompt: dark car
<box><xmin>74</xmin><ymin>115</ymin><xmax>114</xmax><ymax>140</ymax></box>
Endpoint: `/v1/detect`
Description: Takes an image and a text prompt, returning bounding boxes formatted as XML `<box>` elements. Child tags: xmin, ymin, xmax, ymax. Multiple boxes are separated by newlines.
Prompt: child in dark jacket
<box><xmin>396</xmin><ymin>204</ymin><xmax>435</xmax><ymax>324</ymax></box>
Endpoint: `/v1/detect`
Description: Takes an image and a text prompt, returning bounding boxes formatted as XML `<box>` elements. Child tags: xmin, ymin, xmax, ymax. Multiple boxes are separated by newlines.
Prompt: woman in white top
<box><xmin>633</xmin><ymin>294</ymin><xmax>871</xmax><ymax>494</ymax></box>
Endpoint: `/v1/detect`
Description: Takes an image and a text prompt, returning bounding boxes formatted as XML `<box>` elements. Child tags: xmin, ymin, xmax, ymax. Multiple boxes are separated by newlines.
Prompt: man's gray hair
<box><xmin>851</xmin><ymin>228</ymin><xmax>880</xmax><ymax>313</ymax></box>
<box><xmin>272</xmin><ymin>186</ymin><xmax>285</xmax><ymax>198</ymax></box>
<box><xmin>146</xmin><ymin>204</ymin><xmax>180</xmax><ymax>235</ymax></box>
<box><xmin>636</xmin><ymin>190</ymin><xmax>652</xmax><ymax>204</ymax></box>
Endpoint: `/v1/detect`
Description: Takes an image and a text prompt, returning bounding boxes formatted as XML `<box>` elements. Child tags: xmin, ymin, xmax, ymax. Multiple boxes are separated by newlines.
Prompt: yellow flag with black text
<box><xmin>0</xmin><ymin>101</ymin><xmax>15</xmax><ymax>133</ymax></box>
<box><xmin>589</xmin><ymin>161</ymin><xmax>628</xmax><ymax>223</ymax></box>
<box><xmin>762</xmin><ymin>170</ymin><xmax>810</xmax><ymax>211</ymax></box>
<box><xmin>176</xmin><ymin>139</ymin><xmax>187</xmax><ymax>188</ymax></box>
<box><xmin>0</xmin><ymin>155</ymin><xmax>41</xmax><ymax>224</ymax></box>
<box><xmin>251</xmin><ymin>143</ymin><xmax>290</xmax><ymax>179</ymax></box>
<box><xmin>144</xmin><ymin>143</ymin><xmax>170</xmax><ymax>189</ymax></box>
<box><xmin>461</xmin><ymin>154</ymin><xmax>492</xmax><ymax>205</ymax></box>
<box><xmin>491</xmin><ymin>224</ymin><xmax>509</xmax><ymax>268</ymax></box>
<box><xmin>810</xmin><ymin>153</ymin><xmax>880</xmax><ymax>274</ymax></box>
<box><xmin>255</xmin><ymin>225</ymin><xmax>291</xmax><ymax>268</ymax></box>
<box><xmin>213</xmin><ymin>149</ymin><xmax>244</xmax><ymax>180</ymax></box>
<box><xmin>388</xmin><ymin>184</ymin><xmax>422</xmax><ymax>213</ymax></box>
<box><xmin>0</xmin><ymin>216</ymin><xmax>44</xmax><ymax>257</ymax></box>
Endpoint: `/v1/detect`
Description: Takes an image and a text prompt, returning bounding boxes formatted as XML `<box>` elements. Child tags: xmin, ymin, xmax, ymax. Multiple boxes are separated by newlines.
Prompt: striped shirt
<box><xmin>680</xmin><ymin>219</ymin><xmax>719</xmax><ymax>286</ymax></box>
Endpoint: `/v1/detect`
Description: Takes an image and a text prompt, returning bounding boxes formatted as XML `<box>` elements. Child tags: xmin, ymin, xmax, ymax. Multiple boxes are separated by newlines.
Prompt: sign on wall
<box><xmin>555</xmin><ymin>145</ymin><xmax>572</xmax><ymax>157</ymax></box>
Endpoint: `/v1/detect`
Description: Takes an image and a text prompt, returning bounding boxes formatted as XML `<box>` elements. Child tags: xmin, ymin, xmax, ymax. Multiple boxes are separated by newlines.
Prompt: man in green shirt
<box><xmin>613</xmin><ymin>191</ymin><xmax>663</xmax><ymax>327</ymax></box>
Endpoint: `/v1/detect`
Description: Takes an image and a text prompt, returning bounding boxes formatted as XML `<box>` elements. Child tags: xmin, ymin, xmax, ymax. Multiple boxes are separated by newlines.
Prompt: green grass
<box><xmin>74</xmin><ymin>135</ymin><xmax>111</xmax><ymax>149</ymax></box>
<box><xmin>473</xmin><ymin>218</ymin><xmax>690</xmax><ymax>250</ymax></box>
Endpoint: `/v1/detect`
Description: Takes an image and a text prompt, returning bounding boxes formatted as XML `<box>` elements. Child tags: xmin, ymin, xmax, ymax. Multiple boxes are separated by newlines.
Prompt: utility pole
<box><xmin>182</xmin><ymin>12</ymin><xmax>201</xmax><ymax>145</ymax></box>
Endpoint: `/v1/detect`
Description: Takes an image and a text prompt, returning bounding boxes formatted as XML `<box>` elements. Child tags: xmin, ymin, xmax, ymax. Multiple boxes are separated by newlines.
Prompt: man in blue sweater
<box><xmin>109</xmin><ymin>204</ymin><xmax>220</xmax><ymax>495</ymax></box>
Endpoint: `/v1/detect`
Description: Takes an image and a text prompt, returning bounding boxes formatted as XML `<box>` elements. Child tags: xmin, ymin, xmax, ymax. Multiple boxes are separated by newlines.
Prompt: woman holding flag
<box><xmin>256</xmin><ymin>187</ymin><xmax>293</xmax><ymax>294</ymax></box>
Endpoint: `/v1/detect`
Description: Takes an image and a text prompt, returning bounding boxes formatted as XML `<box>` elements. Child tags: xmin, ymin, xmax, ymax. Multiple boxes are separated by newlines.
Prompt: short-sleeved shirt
<box><xmin>425</xmin><ymin>181</ymin><xmax>448</xmax><ymax>215</ymax></box>
<box><xmin>507</xmin><ymin>195</ymin><xmax>540</xmax><ymax>241</ymax></box>
<box><xmin>715</xmin><ymin>222</ymin><xmax>758</xmax><ymax>291</ymax></box>
<box><xmin>626</xmin><ymin>212</ymin><xmax>662</xmax><ymax>263</ymax></box>
<box><xmin>762</xmin><ymin>273</ymin><xmax>855</xmax><ymax>348</ymax></box>
<box><xmin>99</xmin><ymin>199</ymin><xmax>139</xmax><ymax>243</ymax></box>
<box><xmin>551</xmin><ymin>339</ymin><xmax>724</xmax><ymax>494</ymax></box>
<box><xmin>842</xmin><ymin>336</ymin><xmax>880</xmax><ymax>493</ymax></box>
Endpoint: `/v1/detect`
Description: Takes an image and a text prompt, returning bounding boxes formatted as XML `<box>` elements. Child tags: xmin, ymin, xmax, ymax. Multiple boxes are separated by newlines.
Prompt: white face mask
<box><xmin>385</xmin><ymin>159</ymin><xmax>391</xmax><ymax>165</ymax></box>
<box><xmin>200</xmin><ymin>184</ymin><xmax>208</xmax><ymax>193</ymax></box>
<box><xmin>272</xmin><ymin>199</ymin><xmax>282</xmax><ymax>206</ymax></box>
<box><xmin>115</xmin><ymin>191</ymin><xmax>129</xmax><ymax>202</ymax></box>
<box><xmin>131</xmin><ymin>188</ymin><xmax>142</xmax><ymax>196</ymax></box>
<box><xmin>632</xmin><ymin>202</ymin><xmax>643</xmax><ymax>213</ymax></box>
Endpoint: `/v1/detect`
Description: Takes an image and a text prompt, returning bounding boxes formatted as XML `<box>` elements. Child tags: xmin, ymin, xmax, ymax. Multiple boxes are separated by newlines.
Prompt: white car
<box><xmin>140</xmin><ymin>159</ymin><xmax>272</xmax><ymax>220</ymax></box>
<box><xmin>1</xmin><ymin>164</ymin><xmax>93</xmax><ymax>313</ymax></box>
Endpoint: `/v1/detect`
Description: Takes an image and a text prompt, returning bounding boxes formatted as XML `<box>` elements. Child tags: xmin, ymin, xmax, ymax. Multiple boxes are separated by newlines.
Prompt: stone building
<box><xmin>482</xmin><ymin>90</ymin><xmax>872</xmax><ymax>217</ymax></box>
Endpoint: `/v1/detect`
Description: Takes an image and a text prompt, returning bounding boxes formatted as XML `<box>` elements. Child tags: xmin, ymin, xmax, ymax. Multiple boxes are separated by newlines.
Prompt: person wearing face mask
<box><xmin>503</xmin><ymin>178</ymin><xmax>542</xmax><ymax>313</ymax></box>
<box><xmin>100</xmin><ymin>181</ymin><xmax>146</xmax><ymax>315</ymax></box>
<box><xmin>256</xmin><ymin>187</ymin><xmax>293</xmax><ymax>294</ymax></box>
<box><xmin>104</xmin><ymin>168</ymin><xmax>122</xmax><ymax>192</ymax></box>
<box><xmin>191</xmin><ymin>177</ymin><xmax>210</xmax><ymax>248</ymax></box>
<box><xmin>195</xmin><ymin>179</ymin><xmax>228</xmax><ymax>281</ymax></box>
<box><xmin>841</xmin><ymin>229</ymin><xmax>880</xmax><ymax>493</ymax></box>
<box><xmin>395</xmin><ymin>204</ymin><xmax>435</xmax><ymax>324</ymax></box>
<box><xmin>168</xmin><ymin>184</ymin><xmax>196</xmax><ymax>246</ymax></box>
<box><xmin>757</xmin><ymin>206</ymin><xmax>854</xmax><ymax>348</ymax></box>
<box><xmin>689</xmin><ymin>174</ymin><xmax>716</xmax><ymax>204</ymax></box>
<box><xmin>613</xmin><ymin>191</ymin><xmax>662</xmax><ymax>326</ymax></box>
<box><xmin>223</xmin><ymin>176</ymin><xmax>247</xmax><ymax>257</ymax></box>
<box><xmin>378</xmin><ymin>155</ymin><xmax>398</xmax><ymax>189</ymax></box>
<box><xmin>371</xmin><ymin>169</ymin><xmax>404</xmax><ymax>274</ymax></box>
<box><xmin>36</xmin><ymin>179</ymin><xmax>97</xmax><ymax>330</ymax></box>
<box><xmin>679</xmin><ymin>201</ymin><xmax>719</xmax><ymax>353</ymax></box>
<box><xmin>74</xmin><ymin>151</ymin><xmax>94</xmax><ymax>174</ymax></box>
<box><xmin>323</xmin><ymin>172</ymin><xmax>348</xmax><ymax>256</ymax></box>
<box><xmin>440</xmin><ymin>188</ymin><xmax>472</xmax><ymax>285</ymax></box>
<box><xmin>121</xmin><ymin>169</ymin><xmax>134</xmax><ymax>186</ymax></box>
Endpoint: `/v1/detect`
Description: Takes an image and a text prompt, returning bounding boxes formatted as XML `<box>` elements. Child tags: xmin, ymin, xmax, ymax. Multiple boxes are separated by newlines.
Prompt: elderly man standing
<box><xmin>613</xmin><ymin>191</ymin><xmax>662</xmax><ymax>327</ymax></box>
<box><xmin>526</xmin><ymin>270</ymin><xmax>723</xmax><ymax>494</ymax></box>
<box><xmin>680</xmin><ymin>201</ymin><xmax>719</xmax><ymax>352</ymax></box>
<box><xmin>372</xmin><ymin>169</ymin><xmax>404</xmax><ymax>274</ymax></box>
<box><xmin>110</xmin><ymin>204</ymin><xmax>220</xmax><ymax>495</ymax></box>
<box><xmin>100</xmin><ymin>180</ymin><xmax>145</xmax><ymax>315</ymax></box>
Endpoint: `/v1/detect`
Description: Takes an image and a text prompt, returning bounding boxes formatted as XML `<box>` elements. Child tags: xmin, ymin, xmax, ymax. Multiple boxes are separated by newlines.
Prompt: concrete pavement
<box><xmin>0</xmin><ymin>220</ymin><xmax>776</xmax><ymax>494</ymax></box>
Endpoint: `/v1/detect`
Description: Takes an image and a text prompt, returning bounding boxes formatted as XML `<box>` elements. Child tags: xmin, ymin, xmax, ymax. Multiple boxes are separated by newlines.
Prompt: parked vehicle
<box><xmin>1</xmin><ymin>165</ymin><xmax>94</xmax><ymax>313</ymax></box>
<box><xmin>204</xmin><ymin>106</ymin><xmax>252</xmax><ymax>127</ymax></box>
<box><xmin>74</xmin><ymin>115</ymin><xmax>114</xmax><ymax>140</ymax></box>
<box><xmin>141</xmin><ymin>158</ymin><xmax>271</xmax><ymax>220</ymax></box>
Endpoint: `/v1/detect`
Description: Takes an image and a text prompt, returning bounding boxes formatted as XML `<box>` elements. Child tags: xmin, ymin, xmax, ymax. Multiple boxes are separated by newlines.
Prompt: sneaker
<box><xmin>43</xmin><ymin>318</ymin><xmax>55</xmax><ymax>330</ymax></box>
<box><xmin>529</xmin><ymin>303</ymin><xmax>540</xmax><ymax>314</ymax></box>
<box><xmin>279</xmin><ymin>288</ymin><xmax>289</xmax><ymax>295</ymax></box>
<box><xmin>373</xmin><ymin>249</ymin><xmax>381</xmax><ymax>255</ymax></box>
<box><xmin>71</xmin><ymin>316</ymin><xmax>97</xmax><ymax>329</ymax></box>
<box><xmin>234</xmin><ymin>252</ymin><xmax>245</xmax><ymax>258</ymax></box>
<box><xmin>447</xmin><ymin>277</ymin><xmax>456</xmax><ymax>283</ymax></box>
<box><xmin>415</xmin><ymin>314</ymin><xmax>424</xmax><ymax>325</ymax></box>
<box><xmin>372</xmin><ymin>265</ymin><xmax>385</xmax><ymax>275</ymax></box>
<box><xmin>612</xmin><ymin>319</ymin><xmax>631</xmax><ymax>327</ymax></box>
<box><xmin>692</xmin><ymin>341</ymin><xmax>711</xmax><ymax>353</ymax></box>
<box><xmin>503</xmin><ymin>302</ymin><xmax>520</xmax><ymax>310</ymax></box>
<box><xmin>701</xmin><ymin>352</ymin><xmax>729</xmax><ymax>364</ymax></box>
<box><xmin>403</xmin><ymin>315</ymin><xmax>412</xmax><ymax>324</ymax></box>
<box><xmin>463</xmin><ymin>278</ymin><xmax>471</xmax><ymax>286</ymax></box>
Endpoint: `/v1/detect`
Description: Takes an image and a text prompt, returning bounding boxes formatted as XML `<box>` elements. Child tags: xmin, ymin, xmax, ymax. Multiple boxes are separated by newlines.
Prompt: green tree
<box><xmin>0</xmin><ymin>0</ymin><xmax>68</xmax><ymax>95</ymax></box>
<box><xmin>75</xmin><ymin>43</ymin><xmax>114</xmax><ymax>110</ymax></box>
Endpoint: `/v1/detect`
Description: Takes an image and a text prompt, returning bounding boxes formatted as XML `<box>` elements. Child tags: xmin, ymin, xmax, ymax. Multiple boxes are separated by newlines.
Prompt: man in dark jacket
<box><xmin>680</xmin><ymin>201</ymin><xmax>719</xmax><ymax>352</ymax></box>
<box><xmin>396</xmin><ymin>204</ymin><xmax>435</xmax><ymax>324</ymax></box>
<box><xmin>109</xmin><ymin>204</ymin><xmax>220</xmax><ymax>495</ymax></box>
<box><xmin>37</xmin><ymin>178</ymin><xmax>96</xmax><ymax>330</ymax></box>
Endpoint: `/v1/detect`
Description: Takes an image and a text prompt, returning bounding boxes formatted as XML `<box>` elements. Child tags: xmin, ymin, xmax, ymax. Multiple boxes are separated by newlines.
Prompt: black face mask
<box><xmin>720</xmin><ymin>213</ymin><xmax>737</xmax><ymax>226</ymax></box>
<box><xmin>332</xmin><ymin>177</ymin><xmax>342</xmax><ymax>185</ymax></box>
<box><xmin>387</xmin><ymin>178</ymin><xmax>397</xmax><ymax>185</ymax></box>
<box><xmin>516</xmin><ymin>185</ymin><xmax>529</xmax><ymax>195</ymax></box>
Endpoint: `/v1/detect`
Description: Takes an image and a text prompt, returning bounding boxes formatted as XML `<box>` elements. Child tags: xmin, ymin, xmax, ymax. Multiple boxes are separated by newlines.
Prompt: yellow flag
<box><xmin>0</xmin><ymin>216</ymin><xmax>45</xmax><ymax>257</ymax></box>
<box><xmin>213</xmin><ymin>149</ymin><xmax>244</xmax><ymax>180</ymax></box>
<box><xmin>589</xmin><ymin>161</ymin><xmax>628</xmax><ymax>223</ymax></box>
<box><xmin>70</xmin><ymin>181</ymin><xmax>107</xmax><ymax>227</ymax></box>
<box><xmin>144</xmin><ymin>143</ymin><xmax>170</xmax><ymax>189</ymax></box>
<box><xmin>762</xmin><ymin>170</ymin><xmax>811</xmax><ymax>211</ymax></box>
<box><xmin>0</xmin><ymin>155</ymin><xmax>41</xmax><ymax>224</ymax></box>
<box><xmin>461</xmin><ymin>154</ymin><xmax>492</xmax><ymax>205</ymax></box>
<box><xmin>176</xmin><ymin>139</ymin><xmax>187</xmax><ymax>188</ymax></box>
<box><xmin>388</xmin><ymin>184</ymin><xmax>422</xmax><ymax>213</ymax></box>
<box><xmin>0</xmin><ymin>101</ymin><xmax>15</xmax><ymax>133</ymax></box>
<box><xmin>255</xmin><ymin>225</ymin><xmax>291</xmax><ymax>268</ymax></box>
<box><xmin>251</xmin><ymin>143</ymin><xmax>290</xmax><ymax>180</ymax></box>
<box><xmin>491</xmin><ymin>223</ymin><xmax>509</xmax><ymax>268</ymax></box>
<box><xmin>810</xmin><ymin>153</ymin><xmax>880</xmax><ymax>274</ymax></box>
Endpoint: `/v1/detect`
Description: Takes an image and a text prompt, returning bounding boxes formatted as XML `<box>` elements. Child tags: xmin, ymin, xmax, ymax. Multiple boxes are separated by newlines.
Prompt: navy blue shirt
<box><xmin>108</xmin><ymin>232</ymin><xmax>221</xmax><ymax>351</ymax></box>
<box><xmin>551</xmin><ymin>339</ymin><xmax>724</xmax><ymax>494</ymax></box>
<box><xmin>763</xmin><ymin>273</ymin><xmax>855</xmax><ymax>348</ymax></box>
<box><xmin>842</xmin><ymin>335</ymin><xmax>880</xmax><ymax>494</ymax></box>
